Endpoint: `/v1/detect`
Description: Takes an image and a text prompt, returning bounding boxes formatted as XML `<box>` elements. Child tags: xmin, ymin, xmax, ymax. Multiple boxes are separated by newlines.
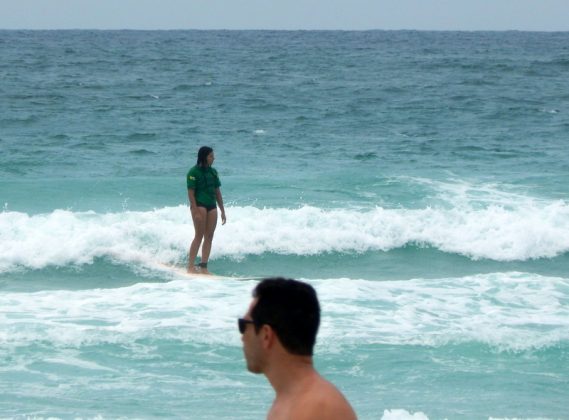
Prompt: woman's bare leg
<box><xmin>200</xmin><ymin>209</ymin><xmax>218</xmax><ymax>275</ymax></box>
<box><xmin>188</xmin><ymin>207</ymin><xmax>207</xmax><ymax>273</ymax></box>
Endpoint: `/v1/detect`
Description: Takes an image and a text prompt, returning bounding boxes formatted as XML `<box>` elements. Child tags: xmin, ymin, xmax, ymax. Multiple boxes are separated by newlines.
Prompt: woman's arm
<box><xmin>215</xmin><ymin>188</ymin><xmax>226</xmax><ymax>225</ymax></box>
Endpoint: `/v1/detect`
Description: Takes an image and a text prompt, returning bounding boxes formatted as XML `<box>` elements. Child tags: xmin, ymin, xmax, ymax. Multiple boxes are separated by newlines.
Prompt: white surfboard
<box><xmin>152</xmin><ymin>262</ymin><xmax>259</xmax><ymax>281</ymax></box>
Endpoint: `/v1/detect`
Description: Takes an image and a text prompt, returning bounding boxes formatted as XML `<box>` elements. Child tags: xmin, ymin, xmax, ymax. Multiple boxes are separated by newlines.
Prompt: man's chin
<box><xmin>246</xmin><ymin>362</ymin><xmax>262</xmax><ymax>374</ymax></box>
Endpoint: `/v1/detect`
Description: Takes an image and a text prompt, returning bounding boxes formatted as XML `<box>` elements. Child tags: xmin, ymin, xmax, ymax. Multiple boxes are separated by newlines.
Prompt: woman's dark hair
<box><xmin>197</xmin><ymin>146</ymin><xmax>214</xmax><ymax>167</ymax></box>
<box><xmin>251</xmin><ymin>278</ymin><xmax>320</xmax><ymax>356</ymax></box>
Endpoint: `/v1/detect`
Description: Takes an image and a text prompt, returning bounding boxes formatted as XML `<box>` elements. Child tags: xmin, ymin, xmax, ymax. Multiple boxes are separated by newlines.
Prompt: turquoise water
<box><xmin>1</xmin><ymin>30</ymin><xmax>569</xmax><ymax>419</ymax></box>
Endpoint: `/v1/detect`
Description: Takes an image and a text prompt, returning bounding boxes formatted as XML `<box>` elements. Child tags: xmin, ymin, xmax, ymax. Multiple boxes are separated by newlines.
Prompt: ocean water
<box><xmin>1</xmin><ymin>30</ymin><xmax>569</xmax><ymax>419</ymax></box>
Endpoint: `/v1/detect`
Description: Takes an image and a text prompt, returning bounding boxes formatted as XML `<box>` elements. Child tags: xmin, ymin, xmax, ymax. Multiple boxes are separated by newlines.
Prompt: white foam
<box><xmin>315</xmin><ymin>272</ymin><xmax>569</xmax><ymax>352</ymax></box>
<box><xmin>384</xmin><ymin>413</ymin><xmax>554</xmax><ymax>420</ymax></box>
<box><xmin>489</xmin><ymin>418</ymin><xmax>555</xmax><ymax>420</ymax></box>
<box><xmin>0</xmin><ymin>272</ymin><xmax>567</xmax><ymax>353</ymax></box>
<box><xmin>1</xmin><ymin>191</ymin><xmax>568</xmax><ymax>273</ymax></box>
<box><xmin>382</xmin><ymin>409</ymin><xmax>430</xmax><ymax>420</ymax></box>
<box><xmin>0</xmin><ymin>207</ymin><xmax>188</xmax><ymax>273</ymax></box>
<box><xmin>0</xmin><ymin>277</ymin><xmax>253</xmax><ymax>350</ymax></box>
<box><xmin>42</xmin><ymin>354</ymin><xmax>116</xmax><ymax>372</ymax></box>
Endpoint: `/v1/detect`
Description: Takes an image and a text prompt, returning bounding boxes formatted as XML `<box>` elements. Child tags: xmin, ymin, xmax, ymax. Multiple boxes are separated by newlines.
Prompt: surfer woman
<box><xmin>186</xmin><ymin>146</ymin><xmax>226</xmax><ymax>274</ymax></box>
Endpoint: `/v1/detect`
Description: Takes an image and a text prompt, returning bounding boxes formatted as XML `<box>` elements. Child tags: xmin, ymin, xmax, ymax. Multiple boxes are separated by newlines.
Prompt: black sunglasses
<box><xmin>238</xmin><ymin>318</ymin><xmax>256</xmax><ymax>334</ymax></box>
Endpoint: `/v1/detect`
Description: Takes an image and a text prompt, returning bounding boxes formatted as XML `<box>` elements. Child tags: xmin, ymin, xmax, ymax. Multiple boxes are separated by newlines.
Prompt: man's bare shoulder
<box><xmin>291</xmin><ymin>377</ymin><xmax>357</xmax><ymax>420</ymax></box>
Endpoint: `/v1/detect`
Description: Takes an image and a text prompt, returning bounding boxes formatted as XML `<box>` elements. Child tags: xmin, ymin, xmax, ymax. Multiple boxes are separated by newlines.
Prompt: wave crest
<box><xmin>1</xmin><ymin>200</ymin><xmax>569</xmax><ymax>273</ymax></box>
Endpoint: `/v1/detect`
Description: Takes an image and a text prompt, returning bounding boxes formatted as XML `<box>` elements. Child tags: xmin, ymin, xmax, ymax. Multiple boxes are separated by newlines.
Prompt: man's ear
<box><xmin>260</xmin><ymin>324</ymin><xmax>276</xmax><ymax>350</ymax></box>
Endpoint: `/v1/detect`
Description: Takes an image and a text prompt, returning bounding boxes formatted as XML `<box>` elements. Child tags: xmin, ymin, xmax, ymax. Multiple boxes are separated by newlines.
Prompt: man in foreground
<box><xmin>239</xmin><ymin>278</ymin><xmax>357</xmax><ymax>419</ymax></box>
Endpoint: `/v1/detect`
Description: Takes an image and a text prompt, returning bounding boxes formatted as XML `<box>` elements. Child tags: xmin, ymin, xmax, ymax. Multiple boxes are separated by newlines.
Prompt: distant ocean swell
<box><xmin>1</xmin><ymin>197</ymin><xmax>568</xmax><ymax>273</ymax></box>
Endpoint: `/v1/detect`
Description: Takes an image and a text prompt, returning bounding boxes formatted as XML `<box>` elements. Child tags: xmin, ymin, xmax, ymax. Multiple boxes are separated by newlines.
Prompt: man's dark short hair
<box><xmin>251</xmin><ymin>277</ymin><xmax>320</xmax><ymax>356</ymax></box>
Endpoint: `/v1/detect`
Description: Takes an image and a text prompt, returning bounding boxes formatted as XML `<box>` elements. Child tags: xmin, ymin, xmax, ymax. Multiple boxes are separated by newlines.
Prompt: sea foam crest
<box><xmin>381</xmin><ymin>410</ymin><xmax>429</xmax><ymax>420</ymax></box>
<box><xmin>0</xmin><ymin>272</ymin><xmax>567</xmax><ymax>352</ymax></box>
<box><xmin>315</xmin><ymin>272</ymin><xmax>569</xmax><ymax>352</ymax></box>
<box><xmin>1</xmin><ymin>197</ymin><xmax>568</xmax><ymax>272</ymax></box>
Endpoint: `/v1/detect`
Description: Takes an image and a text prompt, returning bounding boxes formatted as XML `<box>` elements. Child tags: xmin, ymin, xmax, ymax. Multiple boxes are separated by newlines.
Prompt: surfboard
<box><xmin>152</xmin><ymin>262</ymin><xmax>260</xmax><ymax>281</ymax></box>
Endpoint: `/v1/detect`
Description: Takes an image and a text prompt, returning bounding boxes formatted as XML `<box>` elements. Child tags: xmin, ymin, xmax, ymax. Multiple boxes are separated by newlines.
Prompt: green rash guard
<box><xmin>186</xmin><ymin>165</ymin><xmax>221</xmax><ymax>207</ymax></box>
